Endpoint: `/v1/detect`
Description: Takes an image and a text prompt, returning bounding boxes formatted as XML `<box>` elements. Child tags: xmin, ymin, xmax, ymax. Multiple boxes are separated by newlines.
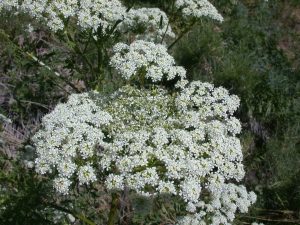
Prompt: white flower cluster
<box><xmin>33</xmin><ymin>92</ymin><xmax>112</xmax><ymax>194</ymax></box>
<box><xmin>175</xmin><ymin>0</ymin><xmax>224</xmax><ymax>22</ymax></box>
<box><xmin>98</xmin><ymin>83</ymin><xmax>255</xmax><ymax>225</ymax></box>
<box><xmin>110</xmin><ymin>40</ymin><xmax>187</xmax><ymax>83</ymax></box>
<box><xmin>119</xmin><ymin>8</ymin><xmax>175</xmax><ymax>42</ymax></box>
<box><xmin>0</xmin><ymin>0</ymin><xmax>126</xmax><ymax>32</ymax></box>
<box><xmin>33</xmin><ymin>82</ymin><xmax>256</xmax><ymax>222</ymax></box>
<box><xmin>0</xmin><ymin>0</ymin><xmax>18</xmax><ymax>11</ymax></box>
<box><xmin>176</xmin><ymin>81</ymin><xmax>240</xmax><ymax>121</ymax></box>
<box><xmin>75</xmin><ymin>0</ymin><xmax>126</xmax><ymax>33</ymax></box>
<box><xmin>15</xmin><ymin>0</ymin><xmax>255</xmax><ymax>222</ymax></box>
<box><xmin>1</xmin><ymin>0</ymin><xmax>224</xmax><ymax>42</ymax></box>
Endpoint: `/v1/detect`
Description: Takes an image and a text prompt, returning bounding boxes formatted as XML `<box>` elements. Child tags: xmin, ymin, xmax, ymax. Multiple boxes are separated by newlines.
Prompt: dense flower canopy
<box><xmin>33</xmin><ymin>82</ymin><xmax>256</xmax><ymax>224</ymax></box>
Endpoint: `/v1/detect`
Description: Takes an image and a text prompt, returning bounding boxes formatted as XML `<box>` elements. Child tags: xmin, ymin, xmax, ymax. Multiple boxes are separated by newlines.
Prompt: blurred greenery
<box><xmin>0</xmin><ymin>0</ymin><xmax>300</xmax><ymax>224</ymax></box>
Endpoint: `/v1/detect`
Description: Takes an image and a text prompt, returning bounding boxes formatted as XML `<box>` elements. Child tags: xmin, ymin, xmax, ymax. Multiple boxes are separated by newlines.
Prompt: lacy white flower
<box><xmin>176</xmin><ymin>81</ymin><xmax>240</xmax><ymax>119</ymax></box>
<box><xmin>0</xmin><ymin>0</ymin><xmax>176</xmax><ymax>42</ymax></box>
<box><xmin>33</xmin><ymin>83</ymin><xmax>256</xmax><ymax>223</ymax></box>
<box><xmin>175</xmin><ymin>0</ymin><xmax>224</xmax><ymax>22</ymax></box>
<box><xmin>0</xmin><ymin>0</ymin><xmax>18</xmax><ymax>11</ymax></box>
<box><xmin>110</xmin><ymin>40</ymin><xmax>186</xmax><ymax>83</ymax></box>
<box><xmin>97</xmin><ymin>84</ymin><xmax>255</xmax><ymax>224</ymax></box>
<box><xmin>120</xmin><ymin>8</ymin><xmax>175</xmax><ymax>42</ymax></box>
<box><xmin>78</xmin><ymin>164</ymin><xmax>97</xmax><ymax>185</ymax></box>
<box><xmin>33</xmin><ymin>92</ymin><xmax>112</xmax><ymax>194</ymax></box>
<box><xmin>53</xmin><ymin>177</ymin><xmax>72</xmax><ymax>195</ymax></box>
<box><xmin>76</xmin><ymin>0</ymin><xmax>126</xmax><ymax>33</ymax></box>
<box><xmin>1</xmin><ymin>0</ymin><xmax>126</xmax><ymax>33</ymax></box>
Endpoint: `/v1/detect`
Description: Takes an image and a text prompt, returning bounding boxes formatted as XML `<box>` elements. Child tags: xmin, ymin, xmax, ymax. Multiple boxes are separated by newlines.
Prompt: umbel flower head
<box><xmin>33</xmin><ymin>83</ymin><xmax>256</xmax><ymax>224</ymax></box>
<box><xmin>110</xmin><ymin>40</ymin><xmax>187</xmax><ymax>85</ymax></box>
<box><xmin>175</xmin><ymin>0</ymin><xmax>224</xmax><ymax>22</ymax></box>
<box><xmin>33</xmin><ymin>92</ymin><xmax>112</xmax><ymax>194</ymax></box>
<box><xmin>0</xmin><ymin>0</ymin><xmax>223</xmax><ymax>35</ymax></box>
<box><xmin>119</xmin><ymin>7</ymin><xmax>175</xmax><ymax>43</ymax></box>
<box><xmin>0</xmin><ymin>0</ymin><xmax>127</xmax><ymax>32</ymax></box>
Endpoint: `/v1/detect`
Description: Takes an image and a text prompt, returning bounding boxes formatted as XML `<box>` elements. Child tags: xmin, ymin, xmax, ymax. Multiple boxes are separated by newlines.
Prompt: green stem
<box><xmin>65</xmin><ymin>29</ymin><xmax>95</xmax><ymax>82</ymax></box>
<box><xmin>108</xmin><ymin>192</ymin><xmax>120</xmax><ymax>225</ymax></box>
<box><xmin>83</xmin><ymin>31</ymin><xmax>93</xmax><ymax>53</ymax></box>
<box><xmin>168</xmin><ymin>21</ymin><xmax>196</xmax><ymax>50</ymax></box>
<box><xmin>160</xmin><ymin>0</ymin><xmax>176</xmax><ymax>44</ymax></box>
<box><xmin>160</xmin><ymin>20</ymin><xmax>170</xmax><ymax>44</ymax></box>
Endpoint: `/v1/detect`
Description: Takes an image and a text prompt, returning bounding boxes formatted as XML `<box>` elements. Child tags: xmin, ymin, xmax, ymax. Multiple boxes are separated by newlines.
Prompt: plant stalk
<box><xmin>108</xmin><ymin>192</ymin><xmax>120</xmax><ymax>225</ymax></box>
<box><xmin>168</xmin><ymin>21</ymin><xmax>196</xmax><ymax>50</ymax></box>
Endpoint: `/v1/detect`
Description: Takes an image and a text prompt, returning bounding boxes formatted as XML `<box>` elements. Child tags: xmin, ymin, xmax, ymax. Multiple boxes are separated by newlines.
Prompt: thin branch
<box><xmin>160</xmin><ymin>21</ymin><xmax>171</xmax><ymax>44</ymax></box>
<box><xmin>168</xmin><ymin>21</ymin><xmax>196</xmax><ymax>50</ymax></box>
<box><xmin>161</xmin><ymin>0</ymin><xmax>176</xmax><ymax>44</ymax></box>
<box><xmin>19</xmin><ymin>100</ymin><xmax>50</xmax><ymax>110</ymax></box>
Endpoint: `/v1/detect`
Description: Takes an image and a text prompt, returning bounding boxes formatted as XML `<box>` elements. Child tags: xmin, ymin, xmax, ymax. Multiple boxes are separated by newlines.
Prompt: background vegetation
<box><xmin>0</xmin><ymin>0</ymin><xmax>299</xmax><ymax>224</ymax></box>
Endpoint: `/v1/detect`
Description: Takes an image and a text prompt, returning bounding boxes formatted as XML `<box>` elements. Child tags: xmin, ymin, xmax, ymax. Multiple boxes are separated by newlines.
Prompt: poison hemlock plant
<box><xmin>0</xmin><ymin>0</ymin><xmax>259</xmax><ymax>224</ymax></box>
<box><xmin>32</xmin><ymin>48</ymin><xmax>256</xmax><ymax>225</ymax></box>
